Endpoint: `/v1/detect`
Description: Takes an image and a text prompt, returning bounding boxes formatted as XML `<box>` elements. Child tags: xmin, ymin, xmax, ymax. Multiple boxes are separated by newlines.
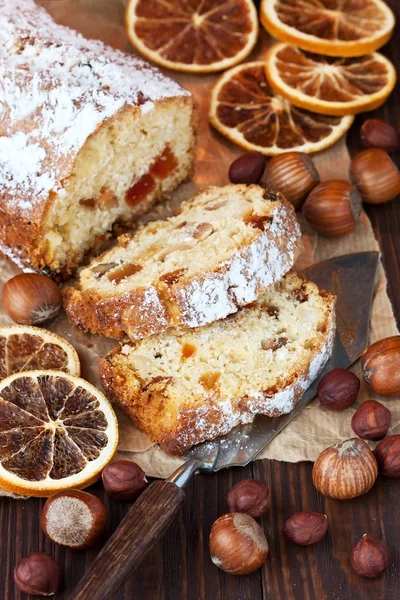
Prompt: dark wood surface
<box><xmin>2</xmin><ymin>1</ymin><xmax>400</xmax><ymax>599</ymax></box>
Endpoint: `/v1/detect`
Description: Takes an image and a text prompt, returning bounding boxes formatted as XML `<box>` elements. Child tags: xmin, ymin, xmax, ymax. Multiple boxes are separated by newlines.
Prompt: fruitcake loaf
<box><xmin>100</xmin><ymin>272</ymin><xmax>336</xmax><ymax>454</ymax></box>
<box><xmin>0</xmin><ymin>0</ymin><xmax>196</xmax><ymax>276</ymax></box>
<box><xmin>64</xmin><ymin>185</ymin><xmax>302</xmax><ymax>340</ymax></box>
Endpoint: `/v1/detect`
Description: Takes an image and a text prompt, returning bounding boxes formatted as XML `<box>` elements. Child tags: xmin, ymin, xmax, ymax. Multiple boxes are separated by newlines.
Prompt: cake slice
<box><xmin>64</xmin><ymin>185</ymin><xmax>302</xmax><ymax>340</ymax></box>
<box><xmin>100</xmin><ymin>272</ymin><xmax>336</xmax><ymax>454</ymax></box>
<box><xmin>0</xmin><ymin>0</ymin><xmax>195</xmax><ymax>276</ymax></box>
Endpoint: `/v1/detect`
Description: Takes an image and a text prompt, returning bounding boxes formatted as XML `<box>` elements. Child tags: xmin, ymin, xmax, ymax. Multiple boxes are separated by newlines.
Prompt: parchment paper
<box><xmin>1</xmin><ymin>1</ymin><xmax>397</xmax><ymax>485</ymax></box>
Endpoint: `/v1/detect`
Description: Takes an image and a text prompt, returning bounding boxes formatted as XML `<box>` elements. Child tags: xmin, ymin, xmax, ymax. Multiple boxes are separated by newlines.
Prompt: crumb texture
<box><xmin>64</xmin><ymin>185</ymin><xmax>302</xmax><ymax>339</ymax></box>
<box><xmin>100</xmin><ymin>272</ymin><xmax>336</xmax><ymax>454</ymax></box>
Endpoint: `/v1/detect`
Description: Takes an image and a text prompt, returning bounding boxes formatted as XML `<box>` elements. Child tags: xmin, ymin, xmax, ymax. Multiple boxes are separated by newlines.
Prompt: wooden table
<box><xmin>2</xmin><ymin>1</ymin><xmax>400</xmax><ymax>599</ymax></box>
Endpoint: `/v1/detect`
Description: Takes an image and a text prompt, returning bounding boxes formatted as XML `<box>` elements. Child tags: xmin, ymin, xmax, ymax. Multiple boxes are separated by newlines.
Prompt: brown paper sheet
<box><xmin>1</xmin><ymin>2</ymin><xmax>397</xmax><ymax>488</ymax></box>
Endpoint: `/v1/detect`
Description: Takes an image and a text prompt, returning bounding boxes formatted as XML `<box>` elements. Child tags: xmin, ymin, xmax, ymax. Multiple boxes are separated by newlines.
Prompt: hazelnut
<box><xmin>102</xmin><ymin>460</ymin><xmax>148</xmax><ymax>500</ymax></box>
<box><xmin>303</xmin><ymin>180</ymin><xmax>362</xmax><ymax>237</ymax></box>
<box><xmin>312</xmin><ymin>438</ymin><xmax>378</xmax><ymax>500</ymax></box>
<box><xmin>283</xmin><ymin>512</ymin><xmax>328</xmax><ymax>546</ymax></box>
<box><xmin>350</xmin><ymin>149</ymin><xmax>400</xmax><ymax>204</ymax></box>
<box><xmin>209</xmin><ymin>513</ymin><xmax>268</xmax><ymax>575</ymax></box>
<box><xmin>374</xmin><ymin>435</ymin><xmax>400</xmax><ymax>478</ymax></box>
<box><xmin>351</xmin><ymin>535</ymin><xmax>390</xmax><ymax>579</ymax></box>
<box><xmin>3</xmin><ymin>273</ymin><xmax>62</xmax><ymax>325</ymax></box>
<box><xmin>228</xmin><ymin>152</ymin><xmax>266</xmax><ymax>184</ymax></box>
<box><xmin>317</xmin><ymin>368</ymin><xmax>360</xmax><ymax>411</ymax></box>
<box><xmin>351</xmin><ymin>400</ymin><xmax>391</xmax><ymax>441</ymax></box>
<box><xmin>41</xmin><ymin>489</ymin><xmax>108</xmax><ymax>549</ymax></box>
<box><xmin>361</xmin><ymin>119</ymin><xmax>399</xmax><ymax>152</ymax></box>
<box><xmin>14</xmin><ymin>553</ymin><xmax>61</xmax><ymax>596</ymax></box>
<box><xmin>226</xmin><ymin>479</ymin><xmax>271</xmax><ymax>518</ymax></box>
<box><xmin>263</xmin><ymin>152</ymin><xmax>320</xmax><ymax>209</ymax></box>
<box><xmin>361</xmin><ymin>336</ymin><xmax>400</xmax><ymax>396</ymax></box>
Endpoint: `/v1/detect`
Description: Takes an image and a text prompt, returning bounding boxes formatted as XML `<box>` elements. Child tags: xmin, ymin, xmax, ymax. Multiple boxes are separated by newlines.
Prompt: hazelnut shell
<box><xmin>263</xmin><ymin>152</ymin><xmax>320</xmax><ymax>209</ymax></box>
<box><xmin>361</xmin><ymin>336</ymin><xmax>400</xmax><ymax>396</ymax></box>
<box><xmin>318</xmin><ymin>368</ymin><xmax>360</xmax><ymax>411</ymax></box>
<box><xmin>350</xmin><ymin>149</ymin><xmax>400</xmax><ymax>204</ymax></box>
<box><xmin>351</xmin><ymin>535</ymin><xmax>390</xmax><ymax>579</ymax></box>
<box><xmin>312</xmin><ymin>438</ymin><xmax>378</xmax><ymax>500</ymax></box>
<box><xmin>303</xmin><ymin>180</ymin><xmax>362</xmax><ymax>237</ymax></box>
<box><xmin>351</xmin><ymin>400</ymin><xmax>391</xmax><ymax>441</ymax></box>
<box><xmin>3</xmin><ymin>273</ymin><xmax>62</xmax><ymax>325</ymax></box>
<box><xmin>361</xmin><ymin>119</ymin><xmax>399</xmax><ymax>152</ymax></box>
<box><xmin>209</xmin><ymin>513</ymin><xmax>268</xmax><ymax>575</ymax></box>
<box><xmin>102</xmin><ymin>460</ymin><xmax>148</xmax><ymax>500</ymax></box>
<box><xmin>41</xmin><ymin>489</ymin><xmax>108</xmax><ymax>549</ymax></box>
<box><xmin>283</xmin><ymin>512</ymin><xmax>328</xmax><ymax>546</ymax></box>
<box><xmin>14</xmin><ymin>553</ymin><xmax>61</xmax><ymax>596</ymax></box>
<box><xmin>226</xmin><ymin>479</ymin><xmax>271</xmax><ymax>518</ymax></box>
<box><xmin>374</xmin><ymin>435</ymin><xmax>400</xmax><ymax>478</ymax></box>
<box><xmin>228</xmin><ymin>152</ymin><xmax>266</xmax><ymax>184</ymax></box>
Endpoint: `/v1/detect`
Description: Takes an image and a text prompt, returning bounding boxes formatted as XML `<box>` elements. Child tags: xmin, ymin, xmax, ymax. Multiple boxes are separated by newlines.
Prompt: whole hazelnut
<box><xmin>41</xmin><ymin>489</ymin><xmax>108</xmax><ymax>549</ymax></box>
<box><xmin>283</xmin><ymin>512</ymin><xmax>328</xmax><ymax>546</ymax></box>
<box><xmin>209</xmin><ymin>513</ymin><xmax>268</xmax><ymax>575</ymax></box>
<box><xmin>228</xmin><ymin>152</ymin><xmax>266</xmax><ymax>184</ymax></box>
<box><xmin>102</xmin><ymin>460</ymin><xmax>148</xmax><ymax>500</ymax></box>
<box><xmin>226</xmin><ymin>479</ymin><xmax>271</xmax><ymax>518</ymax></box>
<box><xmin>318</xmin><ymin>368</ymin><xmax>360</xmax><ymax>411</ymax></box>
<box><xmin>361</xmin><ymin>336</ymin><xmax>400</xmax><ymax>396</ymax></box>
<box><xmin>312</xmin><ymin>438</ymin><xmax>378</xmax><ymax>500</ymax></box>
<box><xmin>350</xmin><ymin>149</ymin><xmax>400</xmax><ymax>204</ymax></box>
<box><xmin>3</xmin><ymin>273</ymin><xmax>62</xmax><ymax>325</ymax></box>
<box><xmin>361</xmin><ymin>119</ymin><xmax>399</xmax><ymax>152</ymax></box>
<box><xmin>351</xmin><ymin>535</ymin><xmax>390</xmax><ymax>579</ymax></box>
<box><xmin>263</xmin><ymin>152</ymin><xmax>320</xmax><ymax>209</ymax></box>
<box><xmin>351</xmin><ymin>400</ymin><xmax>391</xmax><ymax>441</ymax></box>
<box><xmin>374</xmin><ymin>435</ymin><xmax>400</xmax><ymax>478</ymax></box>
<box><xmin>303</xmin><ymin>180</ymin><xmax>362</xmax><ymax>237</ymax></box>
<box><xmin>14</xmin><ymin>553</ymin><xmax>61</xmax><ymax>596</ymax></box>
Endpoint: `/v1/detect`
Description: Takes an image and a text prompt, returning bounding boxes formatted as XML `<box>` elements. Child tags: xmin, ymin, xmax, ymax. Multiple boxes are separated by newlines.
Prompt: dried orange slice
<box><xmin>260</xmin><ymin>0</ymin><xmax>395</xmax><ymax>57</ymax></box>
<box><xmin>125</xmin><ymin>0</ymin><xmax>258</xmax><ymax>73</ymax></box>
<box><xmin>265</xmin><ymin>43</ymin><xmax>397</xmax><ymax>116</ymax></box>
<box><xmin>0</xmin><ymin>371</ymin><xmax>118</xmax><ymax>496</ymax></box>
<box><xmin>209</xmin><ymin>61</ymin><xmax>354</xmax><ymax>155</ymax></box>
<box><xmin>0</xmin><ymin>325</ymin><xmax>80</xmax><ymax>378</ymax></box>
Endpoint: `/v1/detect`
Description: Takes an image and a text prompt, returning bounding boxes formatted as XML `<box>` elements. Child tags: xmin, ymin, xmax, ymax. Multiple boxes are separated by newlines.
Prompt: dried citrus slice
<box><xmin>265</xmin><ymin>43</ymin><xmax>397</xmax><ymax>116</ymax></box>
<box><xmin>0</xmin><ymin>371</ymin><xmax>118</xmax><ymax>496</ymax></box>
<box><xmin>0</xmin><ymin>325</ymin><xmax>80</xmax><ymax>379</ymax></box>
<box><xmin>209</xmin><ymin>61</ymin><xmax>354</xmax><ymax>155</ymax></box>
<box><xmin>260</xmin><ymin>0</ymin><xmax>395</xmax><ymax>57</ymax></box>
<box><xmin>125</xmin><ymin>0</ymin><xmax>258</xmax><ymax>73</ymax></box>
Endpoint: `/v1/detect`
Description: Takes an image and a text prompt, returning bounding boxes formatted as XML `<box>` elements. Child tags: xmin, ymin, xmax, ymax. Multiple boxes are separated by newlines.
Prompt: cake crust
<box><xmin>99</xmin><ymin>273</ymin><xmax>336</xmax><ymax>455</ymax></box>
<box><xmin>64</xmin><ymin>185</ymin><xmax>302</xmax><ymax>340</ymax></box>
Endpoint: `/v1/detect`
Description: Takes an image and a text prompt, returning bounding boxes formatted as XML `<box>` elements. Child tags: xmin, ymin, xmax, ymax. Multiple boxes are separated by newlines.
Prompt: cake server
<box><xmin>70</xmin><ymin>251</ymin><xmax>379</xmax><ymax>600</ymax></box>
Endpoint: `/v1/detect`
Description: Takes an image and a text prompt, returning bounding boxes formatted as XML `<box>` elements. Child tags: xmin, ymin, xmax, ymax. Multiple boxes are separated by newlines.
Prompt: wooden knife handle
<box><xmin>68</xmin><ymin>480</ymin><xmax>185</xmax><ymax>600</ymax></box>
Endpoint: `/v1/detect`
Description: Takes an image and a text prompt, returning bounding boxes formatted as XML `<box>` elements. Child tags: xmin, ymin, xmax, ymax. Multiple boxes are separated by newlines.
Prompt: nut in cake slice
<box><xmin>99</xmin><ymin>272</ymin><xmax>336</xmax><ymax>455</ymax></box>
<box><xmin>64</xmin><ymin>184</ymin><xmax>302</xmax><ymax>340</ymax></box>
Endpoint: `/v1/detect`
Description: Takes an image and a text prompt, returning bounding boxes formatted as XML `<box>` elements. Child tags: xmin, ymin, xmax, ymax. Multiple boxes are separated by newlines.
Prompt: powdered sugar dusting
<box><xmin>0</xmin><ymin>0</ymin><xmax>189</xmax><ymax>213</ymax></box>
<box><xmin>178</xmin><ymin>203</ymin><xmax>302</xmax><ymax>328</ymax></box>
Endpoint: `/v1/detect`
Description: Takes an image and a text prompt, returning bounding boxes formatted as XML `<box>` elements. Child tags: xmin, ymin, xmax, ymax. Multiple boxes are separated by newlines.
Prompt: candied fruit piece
<box><xmin>182</xmin><ymin>343</ymin><xmax>196</xmax><ymax>360</ymax></box>
<box><xmin>126</xmin><ymin>174</ymin><xmax>156</xmax><ymax>206</ymax></box>
<box><xmin>150</xmin><ymin>146</ymin><xmax>178</xmax><ymax>180</ymax></box>
<box><xmin>199</xmin><ymin>372</ymin><xmax>220</xmax><ymax>390</ymax></box>
<box><xmin>244</xmin><ymin>214</ymin><xmax>273</xmax><ymax>231</ymax></box>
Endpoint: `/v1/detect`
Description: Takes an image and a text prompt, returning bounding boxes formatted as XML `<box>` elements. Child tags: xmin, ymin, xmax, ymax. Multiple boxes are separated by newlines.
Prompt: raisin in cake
<box><xmin>64</xmin><ymin>185</ymin><xmax>302</xmax><ymax>340</ymax></box>
<box><xmin>100</xmin><ymin>272</ymin><xmax>336</xmax><ymax>454</ymax></box>
<box><xmin>0</xmin><ymin>0</ymin><xmax>196</xmax><ymax>276</ymax></box>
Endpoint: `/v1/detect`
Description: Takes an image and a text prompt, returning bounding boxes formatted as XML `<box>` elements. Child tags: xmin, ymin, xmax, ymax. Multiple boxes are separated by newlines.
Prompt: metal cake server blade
<box><xmin>70</xmin><ymin>252</ymin><xmax>379</xmax><ymax>600</ymax></box>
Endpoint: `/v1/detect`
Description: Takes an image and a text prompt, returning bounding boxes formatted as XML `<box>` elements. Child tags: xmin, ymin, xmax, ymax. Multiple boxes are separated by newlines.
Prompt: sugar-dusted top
<box><xmin>0</xmin><ymin>0</ymin><xmax>190</xmax><ymax>214</ymax></box>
